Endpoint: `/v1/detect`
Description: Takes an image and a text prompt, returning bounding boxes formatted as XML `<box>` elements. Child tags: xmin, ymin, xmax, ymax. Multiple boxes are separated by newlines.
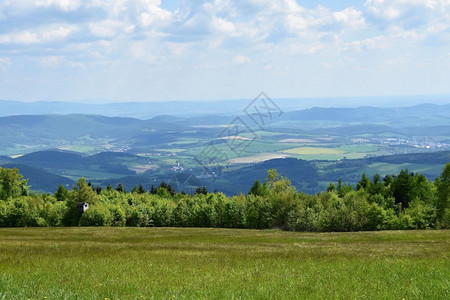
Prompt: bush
<box><xmin>404</xmin><ymin>199</ymin><xmax>436</xmax><ymax>229</ymax></box>
<box><xmin>365</xmin><ymin>203</ymin><xmax>388</xmax><ymax>231</ymax></box>
<box><xmin>126</xmin><ymin>207</ymin><xmax>143</xmax><ymax>227</ymax></box>
<box><xmin>79</xmin><ymin>206</ymin><xmax>112</xmax><ymax>226</ymax></box>
<box><xmin>108</xmin><ymin>204</ymin><xmax>126</xmax><ymax>227</ymax></box>
<box><xmin>287</xmin><ymin>194</ymin><xmax>322</xmax><ymax>231</ymax></box>
<box><xmin>389</xmin><ymin>214</ymin><xmax>414</xmax><ymax>230</ymax></box>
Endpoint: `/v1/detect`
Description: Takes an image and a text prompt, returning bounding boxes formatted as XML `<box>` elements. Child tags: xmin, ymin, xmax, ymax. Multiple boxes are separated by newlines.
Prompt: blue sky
<box><xmin>0</xmin><ymin>0</ymin><xmax>450</xmax><ymax>102</ymax></box>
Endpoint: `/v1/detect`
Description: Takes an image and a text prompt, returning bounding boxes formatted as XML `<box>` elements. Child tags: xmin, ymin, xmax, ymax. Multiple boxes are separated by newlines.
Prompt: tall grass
<box><xmin>0</xmin><ymin>228</ymin><xmax>449</xmax><ymax>299</ymax></box>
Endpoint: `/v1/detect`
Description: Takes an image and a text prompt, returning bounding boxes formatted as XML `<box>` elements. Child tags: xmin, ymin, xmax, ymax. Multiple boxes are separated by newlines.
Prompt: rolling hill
<box><xmin>2</xmin><ymin>149</ymin><xmax>448</xmax><ymax>194</ymax></box>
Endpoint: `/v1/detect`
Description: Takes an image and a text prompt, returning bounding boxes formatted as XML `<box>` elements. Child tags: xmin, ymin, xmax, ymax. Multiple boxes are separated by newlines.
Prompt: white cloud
<box><xmin>0</xmin><ymin>57</ymin><xmax>11</xmax><ymax>72</ymax></box>
<box><xmin>211</xmin><ymin>17</ymin><xmax>236</xmax><ymax>35</ymax></box>
<box><xmin>137</xmin><ymin>0</ymin><xmax>172</xmax><ymax>27</ymax></box>
<box><xmin>365</xmin><ymin>0</ymin><xmax>450</xmax><ymax>26</ymax></box>
<box><xmin>0</xmin><ymin>24</ymin><xmax>78</xmax><ymax>44</ymax></box>
<box><xmin>35</xmin><ymin>0</ymin><xmax>82</xmax><ymax>11</ymax></box>
<box><xmin>0</xmin><ymin>0</ymin><xmax>81</xmax><ymax>15</ymax></box>
<box><xmin>233</xmin><ymin>55</ymin><xmax>251</xmax><ymax>64</ymax></box>
<box><xmin>348</xmin><ymin>35</ymin><xmax>390</xmax><ymax>51</ymax></box>
<box><xmin>1</xmin><ymin>0</ymin><xmax>450</xmax><ymax>101</ymax></box>
<box><xmin>43</xmin><ymin>25</ymin><xmax>78</xmax><ymax>41</ymax></box>
<box><xmin>89</xmin><ymin>20</ymin><xmax>125</xmax><ymax>38</ymax></box>
<box><xmin>333</xmin><ymin>8</ymin><xmax>366</xmax><ymax>29</ymax></box>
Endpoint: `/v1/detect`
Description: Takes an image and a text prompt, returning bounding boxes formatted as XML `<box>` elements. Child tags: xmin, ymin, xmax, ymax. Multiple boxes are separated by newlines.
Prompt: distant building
<box><xmin>77</xmin><ymin>202</ymin><xmax>89</xmax><ymax>213</ymax></box>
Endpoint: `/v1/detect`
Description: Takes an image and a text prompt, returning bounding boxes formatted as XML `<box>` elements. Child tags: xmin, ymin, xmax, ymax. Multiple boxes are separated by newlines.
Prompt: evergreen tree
<box><xmin>195</xmin><ymin>186</ymin><xmax>208</xmax><ymax>195</ymax></box>
<box><xmin>249</xmin><ymin>179</ymin><xmax>269</xmax><ymax>196</ymax></box>
<box><xmin>54</xmin><ymin>184</ymin><xmax>69</xmax><ymax>201</ymax></box>
<box><xmin>436</xmin><ymin>163</ymin><xmax>450</xmax><ymax>227</ymax></box>
<box><xmin>356</xmin><ymin>173</ymin><xmax>371</xmax><ymax>191</ymax></box>
<box><xmin>138</xmin><ymin>184</ymin><xmax>146</xmax><ymax>194</ymax></box>
<box><xmin>150</xmin><ymin>184</ymin><xmax>157</xmax><ymax>194</ymax></box>
<box><xmin>116</xmin><ymin>183</ymin><xmax>126</xmax><ymax>193</ymax></box>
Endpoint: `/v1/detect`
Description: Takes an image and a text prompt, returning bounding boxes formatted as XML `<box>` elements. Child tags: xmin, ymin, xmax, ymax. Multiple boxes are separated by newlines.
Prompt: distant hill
<box><xmin>1</xmin><ymin>150</ymin><xmax>448</xmax><ymax>194</ymax></box>
<box><xmin>1</xmin><ymin>103</ymin><xmax>449</xmax><ymax>157</ymax></box>
<box><xmin>0</xmin><ymin>103</ymin><xmax>448</xmax><ymax>194</ymax></box>
<box><xmin>16</xmin><ymin>150</ymin><xmax>86</xmax><ymax>169</ymax></box>
<box><xmin>284</xmin><ymin>103</ymin><xmax>450</xmax><ymax>123</ymax></box>
<box><xmin>0</xmin><ymin>156</ymin><xmax>13</xmax><ymax>164</ymax></box>
<box><xmin>14</xmin><ymin>150</ymin><xmax>148</xmax><ymax>177</ymax></box>
<box><xmin>0</xmin><ymin>100</ymin><xmax>244</xmax><ymax>119</ymax></box>
<box><xmin>2</xmin><ymin>96</ymin><xmax>449</xmax><ymax>118</ymax></box>
<box><xmin>213</xmin><ymin>151</ymin><xmax>450</xmax><ymax>195</ymax></box>
<box><xmin>367</xmin><ymin>151</ymin><xmax>450</xmax><ymax>164</ymax></box>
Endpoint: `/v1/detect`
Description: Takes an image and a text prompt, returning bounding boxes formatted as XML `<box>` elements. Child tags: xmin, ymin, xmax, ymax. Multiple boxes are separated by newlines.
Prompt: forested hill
<box><xmin>1</xmin><ymin>150</ymin><xmax>448</xmax><ymax>194</ymax></box>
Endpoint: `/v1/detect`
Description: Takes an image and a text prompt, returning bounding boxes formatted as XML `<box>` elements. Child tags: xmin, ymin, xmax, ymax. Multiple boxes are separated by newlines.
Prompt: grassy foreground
<box><xmin>0</xmin><ymin>228</ymin><xmax>449</xmax><ymax>299</ymax></box>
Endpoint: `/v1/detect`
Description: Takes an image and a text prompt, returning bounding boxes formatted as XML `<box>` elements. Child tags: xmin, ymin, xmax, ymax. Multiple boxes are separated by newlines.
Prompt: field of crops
<box><xmin>0</xmin><ymin>228</ymin><xmax>449</xmax><ymax>299</ymax></box>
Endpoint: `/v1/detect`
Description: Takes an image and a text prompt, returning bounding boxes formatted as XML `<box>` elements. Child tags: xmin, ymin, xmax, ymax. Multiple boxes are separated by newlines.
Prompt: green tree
<box><xmin>0</xmin><ymin>167</ymin><xmax>29</xmax><ymax>200</ymax></box>
<box><xmin>249</xmin><ymin>179</ymin><xmax>269</xmax><ymax>196</ymax></box>
<box><xmin>116</xmin><ymin>183</ymin><xmax>126</xmax><ymax>193</ymax></box>
<box><xmin>79</xmin><ymin>205</ymin><xmax>112</xmax><ymax>226</ymax></box>
<box><xmin>137</xmin><ymin>184</ymin><xmax>146</xmax><ymax>194</ymax></box>
<box><xmin>63</xmin><ymin>178</ymin><xmax>98</xmax><ymax>226</ymax></box>
<box><xmin>54</xmin><ymin>184</ymin><xmax>69</xmax><ymax>201</ymax></box>
<box><xmin>266</xmin><ymin>169</ymin><xmax>279</xmax><ymax>189</ymax></box>
<box><xmin>436</xmin><ymin>163</ymin><xmax>450</xmax><ymax>227</ymax></box>
<box><xmin>356</xmin><ymin>173</ymin><xmax>371</xmax><ymax>191</ymax></box>
<box><xmin>337</xmin><ymin>178</ymin><xmax>352</xmax><ymax>197</ymax></box>
<box><xmin>327</xmin><ymin>182</ymin><xmax>336</xmax><ymax>192</ymax></box>
<box><xmin>158</xmin><ymin>182</ymin><xmax>175</xmax><ymax>197</ymax></box>
<box><xmin>391</xmin><ymin>169</ymin><xmax>414</xmax><ymax>208</ymax></box>
<box><xmin>195</xmin><ymin>186</ymin><xmax>208</xmax><ymax>195</ymax></box>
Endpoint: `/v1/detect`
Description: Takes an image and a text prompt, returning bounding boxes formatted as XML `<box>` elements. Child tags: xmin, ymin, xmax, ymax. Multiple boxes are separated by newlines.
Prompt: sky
<box><xmin>0</xmin><ymin>0</ymin><xmax>450</xmax><ymax>102</ymax></box>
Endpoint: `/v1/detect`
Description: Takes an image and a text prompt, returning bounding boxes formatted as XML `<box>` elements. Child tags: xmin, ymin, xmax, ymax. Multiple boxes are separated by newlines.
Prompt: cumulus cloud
<box><xmin>138</xmin><ymin>0</ymin><xmax>172</xmax><ymax>27</ymax></box>
<box><xmin>0</xmin><ymin>24</ymin><xmax>78</xmax><ymax>44</ymax></box>
<box><xmin>333</xmin><ymin>7</ymin><xmax>366</xmax><ymax>29</ymax></box>
<box><xmin>0</xmin><ymin>0</ymin><xmax>81</xmax><ymax>16</ymax></box>
<box><xmin>1</xmin><ymin>0</ymin><xmax>450</xmax><ymax>101</ymax></box>
<box><xmin>365</xmin><ymin>0</ymin><xmax>450</xmax><ymax>28</ymax></box>
<box><xmin>35</xmin><ymin>0</ymin><xmax>82</xmax><ymax>11</ymax></box>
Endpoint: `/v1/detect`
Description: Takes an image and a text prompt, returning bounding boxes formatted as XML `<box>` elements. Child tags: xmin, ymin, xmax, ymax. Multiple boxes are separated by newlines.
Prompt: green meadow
<box><xmin>0</xmin><ymin>228</ymin><xmax>449</xmax><ymax>299</ymax></box>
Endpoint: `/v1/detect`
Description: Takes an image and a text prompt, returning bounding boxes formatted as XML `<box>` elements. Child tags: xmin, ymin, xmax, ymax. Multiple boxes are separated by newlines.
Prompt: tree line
<box><xmin>0</xmin><ymin>163</ymin><xmax>449</xmax><ymax>231</ymax></box>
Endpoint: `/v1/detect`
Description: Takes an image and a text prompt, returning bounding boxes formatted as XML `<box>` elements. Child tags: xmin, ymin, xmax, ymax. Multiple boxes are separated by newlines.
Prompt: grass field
<box><xmin>0</xmin><ymin>228</ymin><xmax>449</xmax><ymax>299</ymax></box>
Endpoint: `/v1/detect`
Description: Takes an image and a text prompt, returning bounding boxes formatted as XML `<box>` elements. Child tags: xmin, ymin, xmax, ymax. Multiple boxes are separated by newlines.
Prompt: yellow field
<box><xmin>283</xmin><ymin>147</ymin><xmax>344</xmax><ymax>155</ymax></box>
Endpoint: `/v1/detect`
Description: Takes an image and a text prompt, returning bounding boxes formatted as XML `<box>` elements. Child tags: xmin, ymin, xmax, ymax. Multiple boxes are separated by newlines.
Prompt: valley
<box><xmin>0</xmin><ymin>103</ymin><xmax>448</xmax><ymax>194</ymax></box>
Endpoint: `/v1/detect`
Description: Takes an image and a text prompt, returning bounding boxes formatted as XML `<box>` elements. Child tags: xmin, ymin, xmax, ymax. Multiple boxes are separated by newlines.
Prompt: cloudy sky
<box><xmin>0</xmin><ymin>0</ymin><xmax>450</xmax><ymax>102</ymax></box>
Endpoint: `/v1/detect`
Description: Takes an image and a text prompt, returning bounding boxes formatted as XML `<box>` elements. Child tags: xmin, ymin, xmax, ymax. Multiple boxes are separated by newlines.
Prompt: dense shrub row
<box><xmin>0</xmin><ymin>163</ymin><xmax>449</xmax><ymax>231</ymax></box>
